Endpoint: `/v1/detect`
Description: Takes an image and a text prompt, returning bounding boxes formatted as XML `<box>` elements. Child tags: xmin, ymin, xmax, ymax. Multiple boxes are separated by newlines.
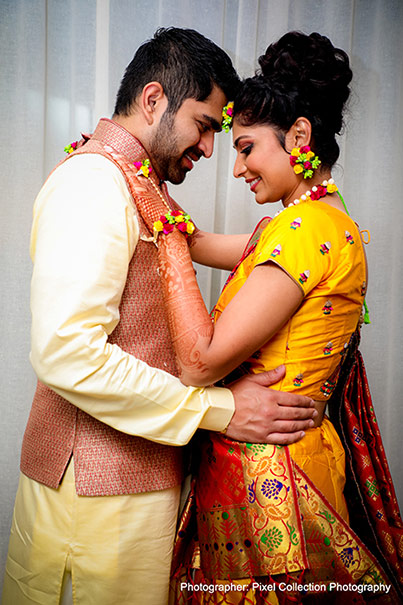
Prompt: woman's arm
<box><xmin>189</xmin><ymin>230</ymin><xmax>250</xmax><ymax>270</ymax></box>
<box><xmin>158</xmin><ymin>230</ymin><xmax>303</xmax><ymax>387</ymax></box>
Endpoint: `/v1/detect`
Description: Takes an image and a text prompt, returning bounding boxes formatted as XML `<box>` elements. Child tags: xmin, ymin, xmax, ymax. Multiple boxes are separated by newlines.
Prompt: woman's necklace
<box><xmin>274</xmin><ymin>178</ymin><xmax>338</xmax><ymax>217</ymax></box>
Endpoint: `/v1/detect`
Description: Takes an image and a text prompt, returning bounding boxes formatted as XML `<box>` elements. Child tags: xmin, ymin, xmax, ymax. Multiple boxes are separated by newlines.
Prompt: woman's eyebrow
<box><xmin>233</xmin><ymin>135</ymin><xmax>247</xmax><ymax>149</ymax></box>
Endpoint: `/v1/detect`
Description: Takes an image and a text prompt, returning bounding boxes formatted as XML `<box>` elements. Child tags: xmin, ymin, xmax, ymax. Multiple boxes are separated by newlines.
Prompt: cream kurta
<box><xmin>3</xmin><ymin>152</ymin><xmax>234</xmax><ymax>605</ymax></box>
<box><xmin>29</xmin><ymin>154</ymin><xmax>234</xmax><ymax>442</ymax></box>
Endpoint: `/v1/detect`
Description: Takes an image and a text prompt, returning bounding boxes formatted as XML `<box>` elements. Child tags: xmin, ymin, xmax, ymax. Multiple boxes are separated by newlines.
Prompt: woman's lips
<box><xmin>248</xmin><ymin>177</ymin><xmax>261</xmax><ymax>192</ymax></box>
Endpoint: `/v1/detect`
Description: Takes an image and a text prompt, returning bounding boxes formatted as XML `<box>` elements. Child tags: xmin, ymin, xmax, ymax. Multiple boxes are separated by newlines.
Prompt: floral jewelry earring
<box><xmin>290</xmin><ymin>145</ymin><xmax>321</xmax><ymax>179</ymax></box>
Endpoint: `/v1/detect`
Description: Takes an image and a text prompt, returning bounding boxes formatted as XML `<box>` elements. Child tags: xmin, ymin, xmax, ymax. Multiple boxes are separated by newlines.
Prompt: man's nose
<box><xmin>198</xmin><ymin>131</ymin><xmax>215</xmax><ymax>159</ymax></box>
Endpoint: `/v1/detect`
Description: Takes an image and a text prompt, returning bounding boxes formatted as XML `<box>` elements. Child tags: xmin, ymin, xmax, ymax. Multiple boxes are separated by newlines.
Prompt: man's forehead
<box><xmin>181</xmin><ymin>88</ymin><xmax>226</xmax><ymax>128</ymax></box>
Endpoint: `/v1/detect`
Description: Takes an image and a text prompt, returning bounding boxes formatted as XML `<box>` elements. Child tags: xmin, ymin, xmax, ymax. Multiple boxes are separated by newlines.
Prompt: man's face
<box><xmin>149</xmin><ymin>85</ymin><xmax>227</xmax><ymax>184</ymax></box>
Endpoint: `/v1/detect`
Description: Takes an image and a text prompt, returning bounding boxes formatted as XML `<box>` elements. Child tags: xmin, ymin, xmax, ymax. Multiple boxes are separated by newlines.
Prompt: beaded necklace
<box><xmin>274</xmin><ymin>178</ymin><xmax>338</xmax><ymax>217</ymax></box>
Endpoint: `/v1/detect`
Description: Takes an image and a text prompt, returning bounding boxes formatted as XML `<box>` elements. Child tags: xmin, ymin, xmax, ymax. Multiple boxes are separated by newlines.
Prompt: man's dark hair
<box><xmin>114</xmin><ymin>27</ymin><xmax>240</xmax><ymax>116</ymax></box>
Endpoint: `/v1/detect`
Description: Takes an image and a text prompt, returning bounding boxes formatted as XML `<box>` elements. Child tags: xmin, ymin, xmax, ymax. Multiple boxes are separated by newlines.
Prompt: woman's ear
<box><xmin>140</xmin><ymin>81</ymin><xmax>168</xmax><ymax>125</ymax></box>
<box><xmin>285</xmin><ymin>117</ymin><xmax>312</xmax><ymax>151</ymax></box>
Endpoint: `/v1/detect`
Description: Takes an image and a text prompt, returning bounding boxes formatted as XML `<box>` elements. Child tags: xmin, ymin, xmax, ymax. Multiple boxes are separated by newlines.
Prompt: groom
<box><xmin>3</xmin><ymin>28</ymin><xmax>317</xmax><ymax>605</ymax></box>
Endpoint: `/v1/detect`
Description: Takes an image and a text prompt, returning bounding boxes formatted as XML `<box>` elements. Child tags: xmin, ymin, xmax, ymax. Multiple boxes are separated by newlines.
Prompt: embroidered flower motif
<box><xmin>247</xmin><ymin>443</ymin><xmax>267</xmax><ymax>455</ymax></box>
<box><xmin>290</xmin><ymin>217</ymin><xmax>302</xmax><ymax>230</ymax></box>
<box><xmin>322</xmin><ymin>300</ymin><xmax>333</xmax><ymax>315</ymax></box>
<box><xmin>298</xmin><ymin>270</ymin><xmax>310</xmax><ymax>285</ymax></box>
<box><xmin>134</xmin><ymin>159</ymin><xmax>152</xmax><ymax>178</ymax></box>
<box><xmin>261</xmin><ymin>479</ymin><xmax>283</xmax><ymax>499</ymax></box>
<box><xmin>294</xmin><ymin>373</ymin><xmax>304</xmax><ymax>387</ymax></box>
<box><xmin>64</xmin><ymin>141</ymin><xmax>78</xmax><ymax>154</ymax></box>
<box><xmin>261</xmin><ymin>527</ymin><xmax>283</xmax><ymax>551</ymax></box>
<box><xmin>345</xmin><ymin>230</ymin><xmax>354</xmax><ymax>245</ymax></box>
<box><xmin>270</xmin><ymin>244</ymin><xmax>281</xmax><ymax>258</ymax></box>
<box><xmin>340</xmin><ymin>547</ymin><xmax>356</xmax><ymax>568</ymax></box>
<box><xmin>320</xmin><ymin>241</ymin><xmax>331</xmax><ymax>255</ymax></box>
<box><xmin>221</xmin><ymin>101</ymin><xmax>234</xmax><ymax>132</ymax></box>
<box><xmin>361</xmin><ymin>281</ymin><xmax>367</xmax><ymax>296</ymax></box>
<box><xmin>323</xmin><ymin>342</ymin><xmax>333</xmax><ymax>355</ymax></box>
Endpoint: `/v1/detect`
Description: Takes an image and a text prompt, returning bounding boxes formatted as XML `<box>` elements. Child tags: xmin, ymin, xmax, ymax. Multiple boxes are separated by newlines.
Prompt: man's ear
<box><xmin>285</xmin><ymin>117</ymin><xmax>312</xmax><ymax>151</ymax></box>
<box><xmin>140</xmin><ymin>82</ymin><xmax>168</xmax><ymax>125</ymax></box>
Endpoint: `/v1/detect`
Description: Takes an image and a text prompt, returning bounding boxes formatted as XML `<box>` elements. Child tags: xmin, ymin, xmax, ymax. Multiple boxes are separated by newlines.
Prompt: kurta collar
<box><xmin>90</xmin><ymin>118</ymin><xmax>162</xmax><ymax>188</ymax></box>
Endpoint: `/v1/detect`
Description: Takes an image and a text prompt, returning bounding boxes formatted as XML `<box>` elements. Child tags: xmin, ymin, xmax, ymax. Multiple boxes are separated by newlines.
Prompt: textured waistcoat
<box><xmin>20</xmin><ymin>119</ymin><xmax>184</xmax><ymax>496</ymax></box>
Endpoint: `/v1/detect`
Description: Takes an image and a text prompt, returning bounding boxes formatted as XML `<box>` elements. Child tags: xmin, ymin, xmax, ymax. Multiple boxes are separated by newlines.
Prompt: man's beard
<box><xmin>149</xmin><ymin>112</ymin><xmax>188</xmax><ymax>184</ymax></box>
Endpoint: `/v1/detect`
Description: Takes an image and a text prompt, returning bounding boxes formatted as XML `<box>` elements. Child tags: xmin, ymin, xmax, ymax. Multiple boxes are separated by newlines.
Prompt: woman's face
<box><xmin>232</xmin><ymin>120</ymin><xmax>298</xmax><ymax>206</ymax></box>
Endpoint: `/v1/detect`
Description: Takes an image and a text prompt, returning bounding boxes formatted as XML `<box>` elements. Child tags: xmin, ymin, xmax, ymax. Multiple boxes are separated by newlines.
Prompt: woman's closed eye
<box><xmin>240</xmin><ymin>144</ymin><xmax>253</xmax><ymax>156</ymax></box>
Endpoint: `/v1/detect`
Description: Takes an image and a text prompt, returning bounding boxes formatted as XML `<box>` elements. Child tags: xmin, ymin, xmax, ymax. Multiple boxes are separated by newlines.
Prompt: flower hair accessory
<box><xmin>134</xmin><ymin>159</ymin><xmax>152</xmax><ymax>178</ymax></box>
<box><xmin>222</xmin><ymin>102</ymin><xmax>234</xmax><ymax>132</ymax></box>
<box><xmin>64</xmin><ymin>141</ymin><xmax>78</xmax><ymax>154</ymax></box>
<box><xmin>290</xmin><ymin>146</ymin><xmax>321</xmax><ymax>179</ymax></box>
<box><xmin>153</xmin><ymin>210</ymin><xmax>195</xmax><ymax>239</ymax></box>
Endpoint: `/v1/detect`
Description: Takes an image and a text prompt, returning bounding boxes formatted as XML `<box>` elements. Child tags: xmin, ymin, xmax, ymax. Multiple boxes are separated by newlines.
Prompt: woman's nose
<box><xmin>233</xmin><ymin>154</ymin><xmax>245</xmax><ymax>178</ymax></box>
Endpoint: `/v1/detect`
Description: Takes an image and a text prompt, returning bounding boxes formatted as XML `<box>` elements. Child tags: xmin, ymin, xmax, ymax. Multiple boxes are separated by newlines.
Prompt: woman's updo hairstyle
<box><xmin>234</xmin><ymin>31</ymin><xmax>352</xmax><ymax>169</ymax></box>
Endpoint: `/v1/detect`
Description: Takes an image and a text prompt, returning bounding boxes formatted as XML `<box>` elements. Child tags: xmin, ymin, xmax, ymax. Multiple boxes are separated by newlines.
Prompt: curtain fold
<box><xmin>1</xmin><ymin>0</ymin><xmax>402</xmax><ymax>591</ymax></box>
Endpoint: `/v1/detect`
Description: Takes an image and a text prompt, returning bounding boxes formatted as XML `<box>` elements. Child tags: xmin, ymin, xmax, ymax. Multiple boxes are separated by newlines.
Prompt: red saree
<box><xmin>170</xmin><ymin>331</ymin><xmax>403</xmax><ymax>604</ymax></box>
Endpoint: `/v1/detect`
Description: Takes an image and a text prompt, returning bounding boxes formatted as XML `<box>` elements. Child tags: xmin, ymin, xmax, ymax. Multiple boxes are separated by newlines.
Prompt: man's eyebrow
<box><xmin>202</xmin><ymin>114</ymin><xmax>222</xmax><ymax>133</ymax></box>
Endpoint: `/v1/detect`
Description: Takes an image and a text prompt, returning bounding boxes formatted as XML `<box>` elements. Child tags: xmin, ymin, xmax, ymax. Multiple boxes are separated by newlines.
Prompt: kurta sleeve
<box><xmin>29</xmin><ymin>154</ymin><xmax>234</xmax><ymax>446</ymax></box>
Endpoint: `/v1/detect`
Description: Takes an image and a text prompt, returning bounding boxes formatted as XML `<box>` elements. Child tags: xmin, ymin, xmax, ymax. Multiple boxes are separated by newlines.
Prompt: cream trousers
<box><xmin>2</xmin><ymin>459</ymin><xmax>180</xmax><ymax>605</ymax></box>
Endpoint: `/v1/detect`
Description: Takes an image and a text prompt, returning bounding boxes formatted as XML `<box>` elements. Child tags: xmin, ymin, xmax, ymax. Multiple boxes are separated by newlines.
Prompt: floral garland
<box><xmin>153</xmin><ymin>211</ymin><xmax>195</xmax><ymax>239</ymax></box>
<box><xmin>134</xmin><ymin>159</ymin><xmax>152</xmax><ymax>178</ymax></box>
<box><xmin>64</xmin><ymin>141</ymin><xmax>78</xmax><ymax>154</ymax></box>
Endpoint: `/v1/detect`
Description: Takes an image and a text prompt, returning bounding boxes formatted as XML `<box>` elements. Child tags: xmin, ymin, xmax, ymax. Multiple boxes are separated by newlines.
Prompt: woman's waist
<box><xmin>311</xmin><ymin>400</ymin><xmax>327</xmax><ymax>427</ymax></box>
<box><xmin>246</xmin><ymin>355</ymin><xmax>342</xmax><ymax>402</ymax></box>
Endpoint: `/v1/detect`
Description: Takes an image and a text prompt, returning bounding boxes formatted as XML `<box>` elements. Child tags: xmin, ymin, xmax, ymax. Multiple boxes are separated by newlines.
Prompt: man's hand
<box><xmin>225</xmin><ymin>366</ymin><xmax>317</xmax><ymax>444</ymax></box>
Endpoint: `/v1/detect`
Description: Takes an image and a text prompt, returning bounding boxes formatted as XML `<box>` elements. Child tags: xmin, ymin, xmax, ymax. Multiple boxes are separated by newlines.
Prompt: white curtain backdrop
<box><xmin>1</xmin><ymin>0</ymin><xmax>402</xmax><ymax>588</ymax></box>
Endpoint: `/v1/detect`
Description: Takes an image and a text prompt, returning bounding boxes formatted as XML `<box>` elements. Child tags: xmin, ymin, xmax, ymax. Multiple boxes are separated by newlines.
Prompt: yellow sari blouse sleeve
<box><xmin>253</xmin><ymin>202</ymin><xmax>341</xmax><ymax>295</ymax></box>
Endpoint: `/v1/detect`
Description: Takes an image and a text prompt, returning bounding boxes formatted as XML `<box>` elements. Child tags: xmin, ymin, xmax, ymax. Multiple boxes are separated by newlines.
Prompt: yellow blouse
<box><xmin>214</xmin><ymin>201</ymin><xmax>367</xmax><ymax>400</ymax></box>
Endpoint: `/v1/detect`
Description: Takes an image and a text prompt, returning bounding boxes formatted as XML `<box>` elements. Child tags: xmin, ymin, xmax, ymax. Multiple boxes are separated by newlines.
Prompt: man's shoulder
<box><xmin>42</xmin><ymin>152</ymin><xmax>128</xmax><ymax>192</ymax></box>
<box><xmin>54</xmin><ymin>151</ymin><xmax>120</xmax><ymax>176</ymax></box>
<box><xmin>35</xmin><ymin>152</ymin><xmax>133</xmax><ymax>214</ymax></box>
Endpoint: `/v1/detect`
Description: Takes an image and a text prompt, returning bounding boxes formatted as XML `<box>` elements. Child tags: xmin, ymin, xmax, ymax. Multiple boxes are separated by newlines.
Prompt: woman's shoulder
<box><xmin>254</xmin><ymin>201</ymin><xmax>364</xmax><ymax>271</ymax></box>
<box><xmin>258</xmin><ymin>202</ymin><xmax>336</xmax><ymax>242</ymax></box>
<box><xmin>260</xmin><ymin>201</ymin><xmax>359</xmax><ymax>240</ymax></box>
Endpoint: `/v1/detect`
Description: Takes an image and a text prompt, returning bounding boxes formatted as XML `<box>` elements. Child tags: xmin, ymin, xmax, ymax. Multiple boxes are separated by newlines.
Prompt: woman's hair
<box><xmin>234</xmin><ymin>31</ymin><xmax>353</xmax><ymax>168</ymax></box>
